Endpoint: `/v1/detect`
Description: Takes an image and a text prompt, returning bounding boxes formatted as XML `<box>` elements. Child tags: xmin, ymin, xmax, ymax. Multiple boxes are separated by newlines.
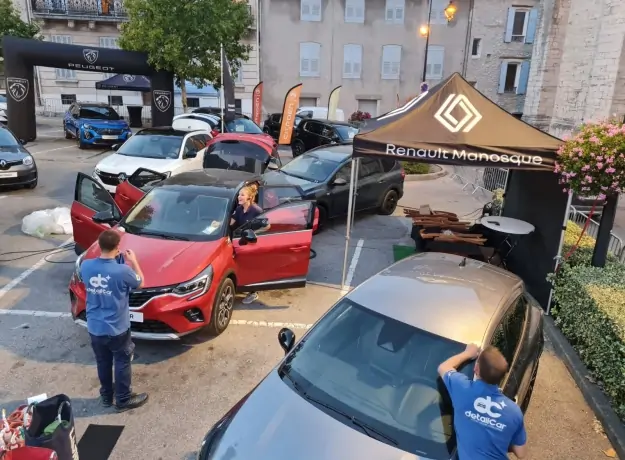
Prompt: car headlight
<box><xmin>173</xmin><ymin>266</ymin><xmax>213</xmax><ymax>300</ymax></box>
<box><xmin>82</xmin><ymin>124</ymin><xmax>92</xmax><ymax>130</ymax></box>
<box><xmin>22</xmin><ymin>155</ymin><xmax>33</xmax><ymax>166</ymax></box>
<box><xmin>74</xmin><ymin>252</ymin><xmax>86</xmax><ymax>283</ymax></box>
<box><xmin>94</xmin><ymin>167</ymin><xmax>101</xmax><ymax>175</ymax></box>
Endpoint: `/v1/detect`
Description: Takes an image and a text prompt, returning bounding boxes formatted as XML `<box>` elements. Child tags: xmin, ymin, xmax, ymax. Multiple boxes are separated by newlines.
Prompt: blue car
<box><xmin>63</xmin><ymin>101</ymin><xmax>132</xmax><ymax>149</ymax></box>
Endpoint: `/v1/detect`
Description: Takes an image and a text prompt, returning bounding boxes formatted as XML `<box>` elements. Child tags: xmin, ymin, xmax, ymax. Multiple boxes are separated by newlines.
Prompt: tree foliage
<box><xmin>118</xmin><ymin>0</ymin><xmax>253</xmax><ymax>107</ymax></box>
<box><xmin>0</xmin><ymin>0</ymin><xmax>41</xmax><ymax>59</ymax></box>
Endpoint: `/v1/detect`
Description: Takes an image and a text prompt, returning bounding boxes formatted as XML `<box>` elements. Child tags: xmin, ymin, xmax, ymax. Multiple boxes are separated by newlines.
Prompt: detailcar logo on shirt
<box><xmin>465</xmin><ymin>396</ymin><xmax>507</xmax><ymax>431</ymax></box>
<box><xmin>87</xmin><ymin>274</ymin><xmax>113</xmax><ymax>295</ymax></box>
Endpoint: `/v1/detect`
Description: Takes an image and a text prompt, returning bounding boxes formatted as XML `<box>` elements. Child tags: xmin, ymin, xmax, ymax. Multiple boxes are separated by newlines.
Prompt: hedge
<box><xmin>401</xmin><ymin>162</ymin><xmax>430</xmax><ymax>175</ymax></box>
<box><xmin>552</xmin><ymin>220</ymin><xmax>625</xmax><ymax>420</ymax></box>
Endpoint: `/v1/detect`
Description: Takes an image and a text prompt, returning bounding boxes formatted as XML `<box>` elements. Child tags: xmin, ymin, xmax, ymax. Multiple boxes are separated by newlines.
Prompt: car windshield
<box><xmin>279</xmin><ymin>298</ymin><xmax>473</xmax><ymax>459</ymax></box>
<box><xmin>334</xmin><ymin>124</ymin><xmax>358</xmax><ymax>141</ymax></box>
<box><xmin>279</xmin><ymin>151</ymin><xmax>342</xmax><ymax>183</ymax></box>
<box><xmin>226</xmin><ymin>117</ymin><xmax>263</xmax><ymax>134</ymax></box>
<box><xmin>79</xmin><ymin>105</ymin><xmax>120</xmax><ymax>120</ymax></box>
<box><xmin>203</xmin><ymin>141</ymin><xmax>269</xmax><ymax>174</ymax></box>
<box><xmin>116</xmin><ymin>134</ymin><xmax>182</xmax><ymax>160</ymax></box>
<box><xmin>121</xmin><ymin>187</ymin><xmax>230</xmax><ymax>241</ymax></box>
<box><xmin>0</xmin><ymin>129</ymin><xmax>19</xmax><ymax>147</ymax></box>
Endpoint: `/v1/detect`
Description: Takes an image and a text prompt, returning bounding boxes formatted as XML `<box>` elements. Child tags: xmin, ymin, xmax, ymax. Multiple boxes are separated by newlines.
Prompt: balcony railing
<box><xmin>31</xmin><ymin>0</ymin><xmax>127</xmax><ymax>20</ymax></box>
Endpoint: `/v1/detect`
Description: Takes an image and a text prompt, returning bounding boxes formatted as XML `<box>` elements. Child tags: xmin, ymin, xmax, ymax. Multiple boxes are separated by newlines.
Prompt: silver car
<box><xmin>0</xmin><ymin>126</ymin><xmax>37</xmax><ymax>189</ymax></box>
<box><xmin>197</xmin><ymin>252</ymin><xmax>544</xmax><ymax>460</ymax></box>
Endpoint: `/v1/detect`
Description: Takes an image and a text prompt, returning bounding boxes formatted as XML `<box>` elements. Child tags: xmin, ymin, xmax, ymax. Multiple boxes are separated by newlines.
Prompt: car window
<box><xmin>203</xmin><ymin>140</ymin><xmax>269</xmax><ymax>174</ymax></box>
<box><xmin>298</xmin><ymin>110</ymin><xmax>313</xmax><ymax>119</ymax></box>
<box><xmin>271</xmin><ymin>114</ymin><xmax>281</xmax><ymax>123</ymax></box>
<box><xmin>77</xmin><ymin>176</ymin><xmax>115</xmax><ymax>213</ymax></box>
<box><xmin>334</xmin><ymin>163</ymin><xmax>352</xmax><ymax>182</ymax></box>
<box><xmin>359</xmin><ymin>158</ymin><xmax>382</xmax><ymax>178</ymax></box>
<box><xmin>334</xmin><ymin>124</ymin><xmax>358</xmax><ymax>141</ymax></box>
<box><xmin>0</xmin><ymin>95</ymin><xmax>7</xmax><ymax>103</ymax></box>
<box><xmin>320</xmin><ymin>125</ymin><xmax>336</xmax><ymax>138</ymax></box>
<box><xmin>259</xmin><ymin>185</ymin><xmax>303</xmax><ymax>210</ymax></box>
<box><xmin>191</xmin><ymin>134</ymin><xmax>207</xmax><ymax>150</ymax></box>
<box><xmin>183</xmin><ymin>137</ymin><xmax>200</xmax><ymax>156</ymax></box>
<box><xmin>121</xmin><ymin>187</ymin><xmax>230</xmax><ymax>241</ymax></box>
<box><xmin>0</xmin><ymin>129</ymin><xmax>20</xmax><ymax>146</ymax></box>
<box><xmin>304</xmin><ymin>122</ymin><xmax>323</xmax><ymax>135</ymax></box>
<box><xmin>117</xmin><ymin>133</ymin><xmax>183</xmax><ymax>159</ymax></box>
<box><xmin>280</xmin><ymin>151</ymin><xmax>343</xmax><ymax>183</ymax></box>
<box><xmin>225</xmin><ymin>117</ymin><xmax>263</xmax><ymax>134</ymax></box>
<box><xmin>280</xmin><ymin>298</ymin><xmax>472</xmax><ymax>457</ymax></box>
<box><xmin>380</xmin><ymin>158</ymin><xmax>398</xmax><ymax>173</ymax></box>
<box><xmin>127</xmin><ymin>169</ymin><xmax>167</xmax><ymax>191</ymax></box>
<box><xmin>79</xmin><ymin>105</ymin><xmax>120</xmax><ymax>120</ymax></box>
<box><xmin>233</xmin><ymin>201</ymin><xmax>312</xmax><ymax>237</ymax></box>
<box><xmin>490</xmin><ymin>295</ymin><xmax>528</xmax><ymax>367</ymax></box>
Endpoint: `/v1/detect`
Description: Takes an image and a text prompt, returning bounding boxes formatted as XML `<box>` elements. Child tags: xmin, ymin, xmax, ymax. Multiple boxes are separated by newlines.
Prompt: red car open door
<box><xmin>70</xmin><ymin>173</ymin><xmax>123</xmax><ymax>253</ymax></box>
<box><xmin>233</xmin><ymin>201</ymin><xmax>315</xmax><ymax>291</ymax></box>
<box><xmin>115</xmin><ymin>168</ymin><xmax>168</xmax><ymax>215</ymax></box>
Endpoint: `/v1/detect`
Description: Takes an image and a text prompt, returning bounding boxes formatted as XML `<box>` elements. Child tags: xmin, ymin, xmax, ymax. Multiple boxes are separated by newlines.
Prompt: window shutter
<box><xmin>302</xmin><ymin>3</ymin><xmax>310</xmax><ymax>16</ymax></box>
<box><xmin>498</xmin><ymin>62</ymin><xmax>507</xmax><ymax>93</ymax></box>
<box><xmin>312</xmin><ymin>2</ymin><xmax>320</xmax><ymax>17</ymax></box>
<box><xmin>525</xmin><ymin>8</ymin><xmax>538</xmax><ymax>44</ymax></box>
<box><xmin>504</xmin><ymin>8</ymin><xmax>515</xmax><ymax>43</ymax></box>
<box><xmin>355</xmin><ymin>6</ymin><xmax>363</xmax><ymax>19</ymax></box>
<box><xmin>395</xmin><ymin>7</ymin><xmax>403</xmax><ymax>21</ymax></box>
<box><xmin>517</xmin><ymin>61</ymin><xmax>530</xmax><ymax>94</ymax></box>
<box><xmin>385</xmin><ymin>6</ymin><xmax>393</xmax><ymax>20</ymax></box>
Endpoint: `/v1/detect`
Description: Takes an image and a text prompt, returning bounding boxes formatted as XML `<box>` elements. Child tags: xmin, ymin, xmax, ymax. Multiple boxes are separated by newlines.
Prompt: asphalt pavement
<box><xmin>0</xmin><ymin>120</ymin><xmax>617</xmax><ymax>459</ymax></box>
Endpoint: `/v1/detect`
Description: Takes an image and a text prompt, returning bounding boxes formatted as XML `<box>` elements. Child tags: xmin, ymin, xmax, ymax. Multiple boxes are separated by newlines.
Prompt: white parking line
<box><xmin>0</xmin><ymin>237</ymin><xmax>74</xmax><ymax>301</ymax></box>
<box><xmin>29</xmin><ymin>146</ymin><xmax>74</xmax><ymax>155</ymax></box>
<box><xmin>341</xmin><ymin>239</ymin><xmax>364</xmax><ymax>295</ymax></box>
<box><xmin>0</xmin><ymin>310</ymin><xmax>313</xmax><ymax>329</ymax></box>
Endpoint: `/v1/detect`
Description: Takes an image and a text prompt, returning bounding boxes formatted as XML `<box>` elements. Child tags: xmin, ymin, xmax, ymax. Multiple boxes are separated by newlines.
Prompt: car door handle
<box><xmin>118</xmin><ymin>194</ymin><xmax>130</xmax><ymax>201</ymax></box>
<box><xmin>377</xmin><ymin>179</ymin><xmax>386</xmax><ymax>183</ymax></box>
<box><xmin>290</xmin><ymin>245</ymin><xmax>308</xmax><ymax>251</ymax></box>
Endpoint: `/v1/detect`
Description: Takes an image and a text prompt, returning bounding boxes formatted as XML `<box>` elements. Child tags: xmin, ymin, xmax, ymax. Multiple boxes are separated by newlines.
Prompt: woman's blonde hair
<box><xmin>240</xmin><ymin>183</ymin><xmax>258</xmax><ymax>202</ymax></box>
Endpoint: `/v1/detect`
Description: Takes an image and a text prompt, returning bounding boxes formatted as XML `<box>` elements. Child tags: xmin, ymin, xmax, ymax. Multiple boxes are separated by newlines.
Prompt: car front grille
<box><xmin>93</xmin><ymin>128</ymin><xmax>123</xmax><ymax>135</ymax></box>
<box><xmin>129</xmin><ymin>286</ymin><xmax>176</xmax><ymax>309</ymax></box>
<box><xmin>0</xmin><ymin>159</ymin><xmax>23</xmax><ymax>170</ymax></box>
<box><xmin>0</xmin><ymin>172</ymin><xmax>36</xmax><ymax>184</ymax></box>
<box><xmin>96</xmin><ymin>171</ymin><xmax>122</xmax><ymax>185</ymax></box>
<box><xmin>76</xmin><ymin>311</ymin><xmax>177</xmax><ymax>335</ymax></box>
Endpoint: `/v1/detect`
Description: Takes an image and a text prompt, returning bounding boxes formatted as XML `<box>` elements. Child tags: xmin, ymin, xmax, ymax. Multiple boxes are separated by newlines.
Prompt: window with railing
<box><xmin>51</xmin><ymin>35</ymin><xmax>77</xmax><ymax>80</ymax></box>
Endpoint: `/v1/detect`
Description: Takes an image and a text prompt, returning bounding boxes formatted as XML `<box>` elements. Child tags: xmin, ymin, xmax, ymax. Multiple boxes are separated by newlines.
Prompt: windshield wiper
<box><xmin>281</xmin><ymin>371</ymin><xmax>397</xmax><ymax>445</ymax></box>
<box><xmin>135</xmin><ymin>230</ymin><xmax>189</xmax><ymax>241</ymax></box>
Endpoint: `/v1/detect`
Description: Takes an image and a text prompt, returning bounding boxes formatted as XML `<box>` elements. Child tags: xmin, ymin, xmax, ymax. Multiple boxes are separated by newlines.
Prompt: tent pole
<box><xmin>546</xmin><ymin>191</ymin><xmax>573</xmax><ymax>315</ymax></box>
<box><xmin>341</xmin><ymin>158</ymin><xmax>358</xmax><ymax>290</ymax></box>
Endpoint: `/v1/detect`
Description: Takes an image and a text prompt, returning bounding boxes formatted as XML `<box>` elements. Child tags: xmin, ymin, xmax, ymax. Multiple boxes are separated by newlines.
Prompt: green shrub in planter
<box><xmin>401</xmin><ymin>162</ymin><xmax>430</xmax><ymax>175</ymax></box>
<box><xmin>552</xmin><ymin>263</ymin><xmax>625</xmax><ymax>420</ymax></box>
<box><xmin>560</xmin><ymin>221</ymin><xmax>618</xmax><ymax>268</ymax></box>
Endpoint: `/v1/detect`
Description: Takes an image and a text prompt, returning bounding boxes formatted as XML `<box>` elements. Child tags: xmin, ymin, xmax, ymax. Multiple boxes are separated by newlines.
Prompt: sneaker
<box><xmin>100</xmin><ymin>396</ymin><xmax>113</xmax><ymax>408</ymax></box>
<box><xmin>242</xmin><ymin>292</ymin><xmax>259</xmax><ymax>305</ymax></box>
<box><xmin>115</xmin><ymin>392</ymin><xmax>149</xmax><ymax>412</ymax></box>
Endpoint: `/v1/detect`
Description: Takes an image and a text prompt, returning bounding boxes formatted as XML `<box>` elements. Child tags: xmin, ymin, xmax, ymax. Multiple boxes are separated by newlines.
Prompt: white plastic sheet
<box><xmin>21</xmin><ymin>207</ymin><xmax>73</xmax><ymax>238</ymax></box>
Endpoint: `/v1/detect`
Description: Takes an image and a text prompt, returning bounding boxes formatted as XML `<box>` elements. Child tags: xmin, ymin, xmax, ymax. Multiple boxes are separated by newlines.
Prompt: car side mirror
<box><xmin>72</xmin><ymin>114</ymin><xmax>79</xmax><ymax>119</ymax></box>
<box><xmin>19</xmin><ymin>139</ymin><xmax>27</xmax><ymax>145</ymax></box>
<box><xmin>267</xmin><ymin>161</ymin><xmax>279</xmax><ymax>170</ymax></box>
<box><xmin>332</xmin><ymin>177</ymin><xmax>348</xmax><ymax>186</ymax></box>
<box><xmin>238</xmin><ymin>228</ymin><xmax>257</xmax><ymax>245</ymax></box>
<box><xmin>92</xmin><ymin>209</ymin><xmax>118</xmax><ymax>225</ymax></box>
<box><xmin>278</xmin><ymin>328</ymin><xmax>296</xmax><ymax>354</ymax></box>
<box><xmin>111</xmin><ymin>144</ymin><xmax>121</xmax><ymax>151</ymax></box>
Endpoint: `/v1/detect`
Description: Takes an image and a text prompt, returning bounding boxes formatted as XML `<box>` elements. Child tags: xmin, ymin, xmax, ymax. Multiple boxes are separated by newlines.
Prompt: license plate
<box><xmin>129</xmin><ymin>312</ymin><xmax>144</xmax><ymax>323</ymax></box>
<box><xmin>0</xmin><ymin>172</ymin><xmax>17</xmax><ymax>178</ymax></box>
<box><xmin>102</xmin><ymin>135</ymin><xmax>119</xmax><ymax>140</ymax></box>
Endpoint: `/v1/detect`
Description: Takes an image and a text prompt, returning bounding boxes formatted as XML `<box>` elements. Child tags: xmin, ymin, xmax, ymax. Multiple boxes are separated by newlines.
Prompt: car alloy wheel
<box><xmin>379</xmin><ymin>190</ymin><xmax>399</xmax><ymax>215</ymax></box>
<box><xmin>208</xmin><ymin>277</ymin><xmax>236</xmax><ymax>336</ymax></box>
<box><xmin>64</xmin><ymin>123</ymin><xmax>72</xmax><ymax>139</ymax></box>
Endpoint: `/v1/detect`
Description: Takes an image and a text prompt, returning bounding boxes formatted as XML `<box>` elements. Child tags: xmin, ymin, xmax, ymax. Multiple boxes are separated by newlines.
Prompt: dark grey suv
<box><xmin>0</xmin><ymin>125</ymin><xmax>37</xmax><ymax>189</ymax></box>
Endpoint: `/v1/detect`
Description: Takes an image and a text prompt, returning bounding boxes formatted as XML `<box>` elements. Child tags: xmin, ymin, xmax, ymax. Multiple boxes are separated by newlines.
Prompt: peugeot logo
<box><xmin>83</xmin><ymin>49</ymin><xmax>99</xmax><ymax>65</ymax></box>
<box><xmin>153</xmin><ymin>90</ymin><xmax>172</xmax><ymax>112</ymax></box>
<box><xmin>0</xmin><ymin>160</ymin><xmax>6</xmax><ymax>168</ymax></box>
<box><xmin>6</xmin><ymin>77</ymin><xmax>29</xmax><ymax>102</ymax></box>
<box><xmin>118</xmin><ymin>173</ymin><xmax>127</xmax><ymax>182</ymax></box>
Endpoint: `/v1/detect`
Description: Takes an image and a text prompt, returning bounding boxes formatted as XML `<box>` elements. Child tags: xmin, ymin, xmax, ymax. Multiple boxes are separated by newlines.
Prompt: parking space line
<box><xmin>0</xmin><ymin>310</ymin><xmax>70</xmax><ymax>318</ymax></box>
<box><xmin>341</xmin><ymin>239</ymin><xmax>364</xmax><ymax>295</ymax></box>
<box><xmin>0</xmin><ymin>237</ymin><xmax>74</xmax><ymax>301</ymax></box>
<box><xmin>29</xmin><ymin>146</ymin><xmax>75</xmax><ymax>155</ymax></box>
<box><xmin>230</xmin><ymin>320</ymin><xmax>312</xmax><ymax>329</ymax></box>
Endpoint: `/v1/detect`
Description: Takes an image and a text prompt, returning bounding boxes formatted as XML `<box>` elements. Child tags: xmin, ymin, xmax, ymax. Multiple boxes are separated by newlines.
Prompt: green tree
<box><xmin>0</xmin><ymin>0</ymin><xmax>41</xmax><ymax>73</ymax></box>
<box><xmin>118</xmin><ymin>0</ymin><xmax>253</xmax><ymax>111</ymax></box>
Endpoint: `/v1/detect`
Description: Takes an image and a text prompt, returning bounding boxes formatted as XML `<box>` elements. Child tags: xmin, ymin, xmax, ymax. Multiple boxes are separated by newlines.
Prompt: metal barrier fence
<box><xmin>451</xmin><ymin>164</ymin><xmax>625</xmax><ymax>263</ymax></box>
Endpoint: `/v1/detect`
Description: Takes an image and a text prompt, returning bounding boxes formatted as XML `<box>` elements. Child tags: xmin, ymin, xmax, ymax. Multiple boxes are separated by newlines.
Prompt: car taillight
<box><xmin>211</xmin><ymin>129</ymin><xmax>220</xmax><ymax>138</ymax></box>
<box><xmin>313</xmin><ymin>207</ymin><xmax>319</xmax><ymax>232</ymax></box>
<box><xmin>400</xmin><ymin>166</ymin><xmax>406</xmax><ymax>179</ymax></box>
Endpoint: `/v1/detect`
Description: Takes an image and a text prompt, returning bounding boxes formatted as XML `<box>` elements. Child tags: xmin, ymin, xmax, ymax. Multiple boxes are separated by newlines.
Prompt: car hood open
<box><xmin>84</xmin><ymin>232</ymin><xmax>224</xmax><ymax>286</ymax></box>
<box><xmin>210</xmin><ymin>371</ymin><xmax>428</xmax><ymax>460</ymax></box>
<box><xmin>96</xmin><ymin>153</ymin><xmax>180</xmax><ymax>175</ymax></box>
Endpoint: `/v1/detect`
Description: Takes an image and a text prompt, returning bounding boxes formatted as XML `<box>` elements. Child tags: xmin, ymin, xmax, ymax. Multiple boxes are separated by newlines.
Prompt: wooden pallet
<box><xmin>420</xmin><ymin>229</ymin><xmax>487</xmax><ymax>245</ymax></box>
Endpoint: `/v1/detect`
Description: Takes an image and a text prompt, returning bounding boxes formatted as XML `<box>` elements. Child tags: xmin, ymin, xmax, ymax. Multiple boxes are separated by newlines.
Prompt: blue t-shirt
<box><xmin>443</xmin><ymin>370</ymin><xmax>526</xmax><ymax>460</ymax></box>
<box><xmin>232</xmin><ymin>204</ymin><xmax>262</xmax><ymax>228</ymax></box>
<box><xmin>80</xmin><ymin>257</ymin><xmax>142</xmax><ymax>337</ymax></box>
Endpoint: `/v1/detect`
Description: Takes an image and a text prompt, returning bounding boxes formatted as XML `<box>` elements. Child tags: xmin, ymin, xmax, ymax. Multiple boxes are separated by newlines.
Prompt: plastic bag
<box><xmin>21</xmin><ymin>208</ymin><xmax>73</xmax><ymax>239</ymax></box>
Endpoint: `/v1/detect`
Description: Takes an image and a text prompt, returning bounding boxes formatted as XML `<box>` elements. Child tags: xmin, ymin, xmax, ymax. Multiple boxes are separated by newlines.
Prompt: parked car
<box><xmin>0</xmin><ymin>93</ymin><xmax>7</xmax><ymax>125</ymax></box>
<box><xmin>69</xmin><ymin>168</ymin><xmax>317</xmax><ymax>339</ymax></box>
<box><xmin>297</xmin><ymin>106</ymin><xmax>346</xmax><ymax>121</ymax></box>
<box><xmin>190</xmin><ymin>108</ymin><xmax>276</xmax><ymax>147</ymax></box>
<box><xmin>196</xmin><ymin>252</ymin><xmax>544</xmax><ymax>460</ymax></box>
<box><xmin>264</xmin><ymin>144</ymin><xmax>404</xmax><ymax>230</ymax></box>
<box><xmin>291</xmin><ymin>119</ymin><xmax>359</xmax><ymax>157</ymax></box>
<box><xmin>92</xmin><ymin>126</ymin><xmax>212</xmax><ymax>194</ymax></box>
<box><xmin>0</xmin><ymin>124</ymin><xmax>37</xmax><ymax>189</ymax></box>
<box><xmin>262</xmin><ymin>112</ymin><xmax>303</xmax><ymax>140</ymax></box>
<box><xmin>202</xmin><ymin>133</ymin><xmax>282</xmax><ymax>174</ymax></box>
<box><xmin>63</xmin><ymin>101</ymin><xmax>132</xmax><ymax>149</ymax></box>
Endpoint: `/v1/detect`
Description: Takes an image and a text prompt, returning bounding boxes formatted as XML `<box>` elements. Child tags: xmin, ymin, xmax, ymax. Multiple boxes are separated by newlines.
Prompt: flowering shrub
<box><xmin>556</xmin><ymin>120</ymin><xmax>625</xmax><ymax>199</ymax></box>
<box><xmin>420</xmin><ymin>82</ymin><xmax>428</xmax><ymax>93</ymax></box>
<box><xmin>349</xmin><ymin>111</ymin><xmax>371</xmax><ymax>122</ymax></box>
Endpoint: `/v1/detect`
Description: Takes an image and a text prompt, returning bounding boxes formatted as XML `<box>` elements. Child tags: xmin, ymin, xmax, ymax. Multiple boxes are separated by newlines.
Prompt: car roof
<box><xmin>304</xmin><ymin>118</ymin><xmax>355</xmax><ymax>127</ymax></box>
<box><xmin>346</xmin><ymin>252</ymin><xmax>523</xmax><ymax>345</ymax></box>
<box><xmin>209</xmin><ymin>133</ymin><xmax>275</xmax><ymax>153</ymax></box>
<box><xmin>303</xmin><ymin>144</ymin><xmax>352</xmax><ymax>161</ymax></box>
<box><xmin>136</xmin><ymin>127</ymin><xmax>202</xmax><ymax>137</ymax></box>
<box><xmin>76</xmin><ymin>101</ymin><xmax>110</xmax><ymax>107</ymax></box>
<box><xmin>155</xmin><ymin>169</ymin><xmax>260</xmax><ymax>198</ymax></box>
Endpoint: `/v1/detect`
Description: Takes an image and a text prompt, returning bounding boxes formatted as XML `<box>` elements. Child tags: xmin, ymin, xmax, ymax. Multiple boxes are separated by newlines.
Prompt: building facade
<box><xmin>18</xmin><ymin>0</ymin><xmax>259</xmax><ymax>117</ymax></box>
<box><xmin>522</xmin><ymin>0</ymin><xmax>625</xmax><ymax>138</ymax></box>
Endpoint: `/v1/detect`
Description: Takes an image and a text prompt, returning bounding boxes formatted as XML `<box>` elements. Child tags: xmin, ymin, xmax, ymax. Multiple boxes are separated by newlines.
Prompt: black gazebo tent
<box><xmin>95</xmin><ymin>74</ymin><xmax>151</xmax><ymax>92</ymax></box>
<box><xmin>346</xmin><ymin>72</ymin><xmax>567</xmax><ymax>307</ymax></box>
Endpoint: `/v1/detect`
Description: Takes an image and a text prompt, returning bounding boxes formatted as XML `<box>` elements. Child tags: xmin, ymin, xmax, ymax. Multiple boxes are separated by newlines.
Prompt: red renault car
<box><xmin>68</xmin><ymin>168</ymin><xmax>316</xmax><ymax>340</ymax></box>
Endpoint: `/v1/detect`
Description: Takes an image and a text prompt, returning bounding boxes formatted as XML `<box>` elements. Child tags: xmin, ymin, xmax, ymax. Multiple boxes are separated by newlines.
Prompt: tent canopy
<box><xmin>353</xmin><ymin>73</ymin><xmax>562</xmax><ymax>171</ymax></box>
<box><xmin>95</xmin><ymin>74</ymin><xmax>151</xmax><ymax>92</ymax></box>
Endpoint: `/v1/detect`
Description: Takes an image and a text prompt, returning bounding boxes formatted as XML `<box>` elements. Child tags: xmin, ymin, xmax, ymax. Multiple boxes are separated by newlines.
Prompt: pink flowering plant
<box><xmin>555</xmin><ymin>120</ymin><xmax>625</xmax><ymax>200</ymax></box>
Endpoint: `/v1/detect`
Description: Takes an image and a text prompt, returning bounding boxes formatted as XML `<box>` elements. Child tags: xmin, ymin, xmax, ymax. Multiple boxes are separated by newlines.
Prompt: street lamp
<box><xmin>420</xmin><ymin>1</ymin><xmax>458</xmax><ymax>85</ymax></box>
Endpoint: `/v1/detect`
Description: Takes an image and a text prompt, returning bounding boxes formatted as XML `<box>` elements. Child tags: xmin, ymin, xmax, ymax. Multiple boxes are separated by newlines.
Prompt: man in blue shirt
<box><xmin>438</xmin><ymin>344</ymin><xmax>528</xmax><ymax>459</ymax></box>
<box><xmin>80</xmin><ymin>229</ymin><xmax>148</xmax><ymax>412</ymax></box>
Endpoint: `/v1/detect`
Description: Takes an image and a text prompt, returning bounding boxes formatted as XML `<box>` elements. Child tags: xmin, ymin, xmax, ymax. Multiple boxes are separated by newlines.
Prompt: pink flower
<box><xmin>606</xmin><ymin>167</ymin><xmax>616</xmax><ymax>174</ymax></box>
<box><xmin>612</xmin><ymin>181</ymin><xmax>620</xmax><ymax>187</ymax></box>
<box><xmin>589</xmin><ymin>136</ymin><xmax>601</xmax><ymax>144</ymax></box>
<box><xmin>598</xmin><ymin>193</ymin><xmax>607</xmax><ymax>201</ymax></box>
<box><xmin>562</xmin><ymin>188</ymin><xmax>568</xmax><ymax>193</ymax></box>
<box><xmin>585</xmin><ymin>175</ymin><xmax>593</xmax><ymax>183</ymax></box>
<box><xmin>597</xmin><ymin>156</ymin><xmax>604</xmax><ymax>161</ymax></box>
<box><xmin>607</xmin><ymin>157</ymin><xmax>614</xmax><ymax>164</ymax></box>
<box><xmin>596</xmin><ymin>162</ymin><xmax>604</xmax><ymax>169</ymax></box>
<box><xmin>582</xmin><ymin>165</ymin><xmax>590</xmax><ymax>171</ymax></box>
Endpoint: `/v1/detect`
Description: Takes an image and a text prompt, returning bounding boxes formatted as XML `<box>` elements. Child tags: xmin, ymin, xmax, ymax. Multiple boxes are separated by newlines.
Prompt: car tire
<box><xmin>314</xmin><ymin>205</ymin><xmax>327</xmax><ymax>235</ymax></box>
<box><xmin>378</xmin><ymin>189</ymin><xmax>399</xmax><ymax>215</ymax></box>
<box><xmin>291</xmin><ymin>140</ymin><xmax>305</xmax><ymax>157</ymax></box>
<box><xmin>207</xmin><ymin>277</ymin><xmax>235</xmax><ymax>336</ymax></box>
<box><xmin>77</xmin><ymin>131</ymin><xmax>86</xmax><ymax>149</ymax></box>
<box><xmin>64</xmin><ymin>123</ymin><xmax>72</xmax><ymax>139</ymax></box>
<box><xmin>520</xmin><ymin>365</ymin><xmax>538</xmax><ymax>413</ymax></box>
<box><xmin>25</xmin><ymin>178</ymin><xmax>37</xmax><ymax>189</ymax></box>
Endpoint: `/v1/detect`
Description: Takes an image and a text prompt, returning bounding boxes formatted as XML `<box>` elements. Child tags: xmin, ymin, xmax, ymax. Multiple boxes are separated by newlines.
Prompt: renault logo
<box><xmin>434</xmin><ymin>94</ymin><xmax>482</xmax><ymax>133</ymax></box>
<box><xmin>0</xmin><ymin>160</ymin><xmax>6</xmax><ymax>168</ymax></box>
